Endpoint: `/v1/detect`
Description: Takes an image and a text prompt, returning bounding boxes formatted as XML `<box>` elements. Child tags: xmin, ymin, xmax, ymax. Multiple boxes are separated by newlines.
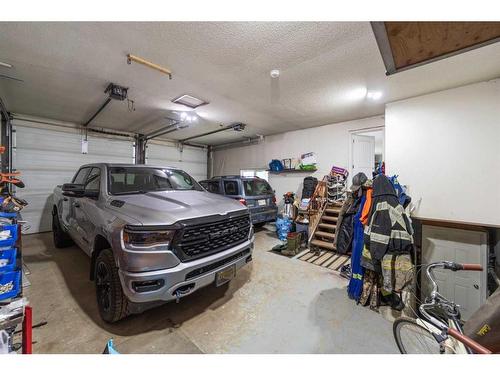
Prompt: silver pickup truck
<box><xmin>52</xmin><ymin>163</ymin><xmax>254</xmax><ymax>322</ymax></box>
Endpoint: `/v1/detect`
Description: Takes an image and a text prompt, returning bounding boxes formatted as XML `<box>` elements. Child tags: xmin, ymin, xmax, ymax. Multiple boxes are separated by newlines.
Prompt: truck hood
<box><xmin>105</xmin><ymin>190</ymin><xmax>248</xmax><ymax>226</ymax></box>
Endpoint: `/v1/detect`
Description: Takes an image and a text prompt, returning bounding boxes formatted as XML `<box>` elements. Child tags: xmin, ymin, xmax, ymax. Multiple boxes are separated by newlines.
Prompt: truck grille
<box><xmin>174</xmin><ymin>213</ymin><xmax>251</xmax><ymax>261</ymax></box>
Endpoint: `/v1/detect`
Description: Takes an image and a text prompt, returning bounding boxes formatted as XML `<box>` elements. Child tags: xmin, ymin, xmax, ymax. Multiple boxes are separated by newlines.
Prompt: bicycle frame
<box><xmin>415</xmin><ymin>262</ymin><xmax>492</xmax><ymax>354</ymax></box>
<box><xmin>415</xmin><ymin>313</ymin><xmax>469</xmax><ymax>354</ymax></box>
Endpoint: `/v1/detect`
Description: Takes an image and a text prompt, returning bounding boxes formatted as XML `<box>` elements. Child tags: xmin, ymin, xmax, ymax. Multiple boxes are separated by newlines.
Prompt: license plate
<box><xmin>215</xmin><ymin>264</ymin><xmax>236</xmax><ymax>287</ymax></box>
<box><xmin>258</xmin><ymin>199</ymin><xmax>266</xmax><ymax>206</ymax></box>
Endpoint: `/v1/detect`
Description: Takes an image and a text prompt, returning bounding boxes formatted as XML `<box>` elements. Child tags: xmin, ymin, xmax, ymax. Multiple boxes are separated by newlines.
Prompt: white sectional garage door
<box><xmin>13</xmin><ymin>118</ymin><xmax>134</xmax><ymax>234</ymax></box>
<box><xmin>145</xmin><ymin>141</ymin><xmax>207</xmax><ymax>182</ymax></box>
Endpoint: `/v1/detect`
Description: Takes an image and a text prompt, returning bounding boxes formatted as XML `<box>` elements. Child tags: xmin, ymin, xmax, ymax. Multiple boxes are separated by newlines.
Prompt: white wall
<box><xmin>212</xmin><ymin>115</ymin><xmax>384</xmax><ymax>203</ymax></box>
<box><xmin>386</xmin><ymin>79</ymin><xmax>500</xmax><ymax>227</ymax></box>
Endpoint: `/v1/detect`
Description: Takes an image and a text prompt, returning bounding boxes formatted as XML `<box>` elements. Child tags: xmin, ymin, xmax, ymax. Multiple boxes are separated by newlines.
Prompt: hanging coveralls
<box><xmin>347</xmin><ymin>194</ymin><xmax>366</xmax><ymax>301</ymax></box>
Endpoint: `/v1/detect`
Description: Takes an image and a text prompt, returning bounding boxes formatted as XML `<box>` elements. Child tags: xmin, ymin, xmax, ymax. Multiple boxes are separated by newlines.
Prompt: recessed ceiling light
<box><xmin>172</xmin><ymin>94</ymin><xmax>208</xmax><ymax>109</ymax></box>
<box><xmin>367</xmin><ymin>91</ymin><xmax>383</xmax><ymax>100</ymax></box>
<box><xmin>0</xmin><ymin>61</ymin><xmax>13</xmax><ymax>69</ymax></box>
<box><xmin>179</xmin><ymin>112</ymin><xmax>198</xmax><ymax>123</ymax></box>
<box><xmin>346</xmin><ymin>87</ymin><xmax>368</xmax><ymax>100</ymax></box>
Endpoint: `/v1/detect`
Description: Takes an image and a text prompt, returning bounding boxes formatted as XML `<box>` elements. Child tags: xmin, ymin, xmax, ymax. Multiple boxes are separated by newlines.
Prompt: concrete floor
<box><xmin>21</xmin><ymin>226</ymin><xmax>399</xmax><ymax>354</ymax></box>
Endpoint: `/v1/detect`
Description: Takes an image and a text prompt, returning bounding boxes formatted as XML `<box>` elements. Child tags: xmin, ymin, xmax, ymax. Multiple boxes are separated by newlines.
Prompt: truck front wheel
<box><xmin>95</xmin><ymin>249</ymin><xmax>130</xmax><ymax>323</ymax></box>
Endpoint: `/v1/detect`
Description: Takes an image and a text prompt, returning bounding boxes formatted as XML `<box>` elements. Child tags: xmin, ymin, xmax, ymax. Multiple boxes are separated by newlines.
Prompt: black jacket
<box><xmin>335</xmin><ymin>192</ymin><xmax>362</xmax><ymax>254</ymax></box>
<box><xmin>362</xmin><ymin>175</ymin><xmax>413</xmax><ymax>268</ymax></box>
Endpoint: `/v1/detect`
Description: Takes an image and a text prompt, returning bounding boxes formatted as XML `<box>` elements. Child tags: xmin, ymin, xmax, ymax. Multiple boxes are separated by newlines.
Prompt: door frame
<box><xmin>348</xmin><ymin>126</ymin><xmax>385</xmax><ymax>185</ymax></box>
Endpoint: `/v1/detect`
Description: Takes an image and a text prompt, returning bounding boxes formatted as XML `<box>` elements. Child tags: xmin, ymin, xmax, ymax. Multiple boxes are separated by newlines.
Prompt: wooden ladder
<box><xmin>309</xmin><ymin>203</ymin><xmax>342</xmax><ymax>252</ymax></box>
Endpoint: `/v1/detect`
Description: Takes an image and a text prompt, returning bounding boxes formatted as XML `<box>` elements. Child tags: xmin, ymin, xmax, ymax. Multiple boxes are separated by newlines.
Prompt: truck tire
<box><xmin>52</xmin><ymin>209</ymin><xmax>74</xmax><ymax>248</ymax></box>
<box><xmin>95</xmin><ymin>249</ymin><xmax>130</xmax><ymax>323</ymax></box>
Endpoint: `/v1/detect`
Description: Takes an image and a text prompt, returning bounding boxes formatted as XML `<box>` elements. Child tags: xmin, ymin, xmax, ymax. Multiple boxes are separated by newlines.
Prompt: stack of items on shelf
<box><xmin>338</xmin><ymin>171</ymin><xmax>414</xmax><ymax>312</ymax></box>
<box><xmin>267</xmin><ymin>152</ymin><xmax>318</xmax><ymax>173</ymax></box>
<box><xmin>0</xmin><ymin>145</ymin><xmax>29</xmax><ymax>354</ymax></box>
<box><xmin>327</xmin><ymin>165</ymin><xmax>348</xmax><ymax>204</ymax></box>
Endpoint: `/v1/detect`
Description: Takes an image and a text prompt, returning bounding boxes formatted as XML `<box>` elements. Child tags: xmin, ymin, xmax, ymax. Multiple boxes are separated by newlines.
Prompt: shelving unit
<box><xmin>0</xmin><ymin>214</ymin><xmax>30</xmax><ymax>353</ymax></box>
<box><xmin>268</xmin><ymin>168</ymin><xmax>317</xmax><ymax>174</ymax></box>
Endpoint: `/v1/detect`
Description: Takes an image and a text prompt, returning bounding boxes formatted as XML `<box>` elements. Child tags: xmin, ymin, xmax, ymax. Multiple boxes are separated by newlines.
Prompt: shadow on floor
<box><xmin>23</xmin><ymin>232</ymin><xmax>252</xmax><ymax>337</ymax></box>
<box><xmin>308</xmin><ymin>287</ymin><xmax>399</xmax><ymax>353</ymax></box>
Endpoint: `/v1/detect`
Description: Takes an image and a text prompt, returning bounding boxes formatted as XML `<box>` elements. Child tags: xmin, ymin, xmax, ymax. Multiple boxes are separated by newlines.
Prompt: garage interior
<box><xmin>1</xmin><ymin>20</ymin><xmax>500</xmax><ymax>355</ymax></box>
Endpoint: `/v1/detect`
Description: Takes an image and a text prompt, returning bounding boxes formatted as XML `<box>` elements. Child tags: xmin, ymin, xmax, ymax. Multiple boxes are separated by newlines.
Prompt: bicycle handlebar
<box><xmin>460</xmin><ymin>264</ymin><xmax>483</xmax><ymax>271</ymax></box>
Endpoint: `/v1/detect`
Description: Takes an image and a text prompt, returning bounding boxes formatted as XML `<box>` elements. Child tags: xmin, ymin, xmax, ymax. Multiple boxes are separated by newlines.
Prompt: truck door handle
<box><xmin>73</xmin><ymin>202</ymin><xmax>81</xmax><ymax>208</ymax></box>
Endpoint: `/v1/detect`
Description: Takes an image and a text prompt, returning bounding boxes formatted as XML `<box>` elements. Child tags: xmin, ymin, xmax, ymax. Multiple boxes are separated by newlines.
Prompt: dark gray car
<box><xmin>199</xmin><ymin>176</ymin><xmax>277</xmax><ymax>226</ymax></box>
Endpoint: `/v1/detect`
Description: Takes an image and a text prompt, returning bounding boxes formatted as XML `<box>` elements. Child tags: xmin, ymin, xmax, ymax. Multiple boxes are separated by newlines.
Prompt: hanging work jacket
<box><xmin>335</xmin><ymin>192</ymin><xmax>362</xmax><ymax>254</ymax></box>
<box><xmin>362</xmin><ymin>175</ymin><xmax>413</xmax><ymax>271</ymax></box>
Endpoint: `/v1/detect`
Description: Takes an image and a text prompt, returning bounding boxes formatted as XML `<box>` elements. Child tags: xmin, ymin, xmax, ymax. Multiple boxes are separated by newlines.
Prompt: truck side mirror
<box><xmin>62</xmin><ymin>183</ymin><xmax>85</xmax><ymax>198</ymax></box>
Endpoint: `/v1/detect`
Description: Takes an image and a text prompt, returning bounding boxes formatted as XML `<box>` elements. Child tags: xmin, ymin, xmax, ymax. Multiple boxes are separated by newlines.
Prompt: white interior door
<box><xmin>351</xmin><ymin>134</ymin><xmax>375</xmax><ymax>186</ymax></box>
<box><xmin>422</xmin><ymin>225</ymin><xmax>488</xmax><ymax>320</ymax></box>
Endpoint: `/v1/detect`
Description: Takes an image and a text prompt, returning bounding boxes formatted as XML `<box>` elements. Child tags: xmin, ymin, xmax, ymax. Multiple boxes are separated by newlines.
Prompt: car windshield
<box><xmin>108</xmin><ymin>167</ymin><xmax>203</xmax><ymax>195</ymax></box>
<box><xmin>242</xmin><ymin>179</ymin><xmax>273</xmax><ymax>196</ymax></box>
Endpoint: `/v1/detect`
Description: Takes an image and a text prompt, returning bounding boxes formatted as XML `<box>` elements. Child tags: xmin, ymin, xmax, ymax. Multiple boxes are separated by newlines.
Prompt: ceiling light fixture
<box><xmin>270</xmin><ymin>69</ymin><xmax>280</xmax><ymax>78</ymax></box>
<box><xmin>0</xmin><ymin>61</ymin><xmax>13</xmax><ymax>69</ymax></box>
<box><xmin>367</xmin><ymin>91</ymin><xmax>383</xmax><ymax>100</ymax></box>
<box><xmin>172</xmin><ymin>94</ymin><xmax>209</xmax><ymax>109</ymax></box>
<box><xmin>180</xmin><ymin>112</ymin><xmax>198</xmax><ymax>123</ymax></box>
<box><xmin>346</xmin><ymin>87</ymin><xmax>368</xmax><ymax>100</ymax></box>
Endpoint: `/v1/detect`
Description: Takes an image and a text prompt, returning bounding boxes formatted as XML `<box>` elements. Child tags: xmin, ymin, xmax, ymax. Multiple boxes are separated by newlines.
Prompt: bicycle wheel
<box><xmin>393</xmin><ymin>317</ymin><xmax>442</xmax><ymax>354</ymax></box>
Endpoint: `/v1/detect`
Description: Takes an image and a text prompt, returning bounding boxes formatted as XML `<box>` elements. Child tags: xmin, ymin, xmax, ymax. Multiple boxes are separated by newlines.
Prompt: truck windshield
<box><xmin>108</xmin><ymin>167</ymin><xmax>203</xmax><ymax>195</ymax></box>
<box><xmin>242</xmin><ymin>179</ymin><xmax>273</xmax><ymax>196</ymax></box>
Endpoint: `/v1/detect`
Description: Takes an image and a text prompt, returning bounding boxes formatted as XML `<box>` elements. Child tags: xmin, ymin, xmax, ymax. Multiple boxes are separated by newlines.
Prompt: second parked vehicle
<box><xmin>199</xmin><ymin>176</ymin><xmax>278</xmax><ymax>227</ymax></box>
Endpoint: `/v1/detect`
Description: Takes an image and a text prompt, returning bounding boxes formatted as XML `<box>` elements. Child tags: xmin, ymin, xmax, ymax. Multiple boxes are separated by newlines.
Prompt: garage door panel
<box><xmin>146</xmin><ymin>143</ymin><xmax>207</xmax><ymax>181</ymax></box>
<box><xmin>13</xmin><ymin>121</ymin><xmax>134</xmax><ymax>233</ymax></box>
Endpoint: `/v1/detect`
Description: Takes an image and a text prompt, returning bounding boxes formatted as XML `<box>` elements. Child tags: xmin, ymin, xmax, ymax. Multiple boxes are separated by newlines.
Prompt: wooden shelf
<box><xmin>268</xmin><ymin>168</ymin><xmax>317</xmax><ymax>174</ymax></box>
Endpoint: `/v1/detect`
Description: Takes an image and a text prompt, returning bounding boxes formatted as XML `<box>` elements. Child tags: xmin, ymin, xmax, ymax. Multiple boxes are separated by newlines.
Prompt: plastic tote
<box><xmin>0</xmin><ymin>270</ymin><xmax>21</xmax><ymax>301</ymax></box>
<box><xmin>0</xmin><ymin>224</ymin><xmax>18</xmax><ymax>248</ymax></box>
<box><xmin>0</xmin><ymin>248</ymin><xmax>17</xmax><ymax>273</ymax></box>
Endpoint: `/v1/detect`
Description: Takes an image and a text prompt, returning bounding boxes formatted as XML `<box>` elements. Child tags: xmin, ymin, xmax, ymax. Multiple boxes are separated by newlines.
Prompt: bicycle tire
<box><xmin>393</xmin><ymin>317</ymin><xmax>442</xmax><ymax>354</ymax></box>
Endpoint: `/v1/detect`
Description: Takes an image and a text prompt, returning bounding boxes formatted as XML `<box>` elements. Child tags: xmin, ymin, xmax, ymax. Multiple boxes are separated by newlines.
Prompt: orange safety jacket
<box><xmin>360</xmin><ymin>187</ymin><xmax>373</xmax><ymax>226</ymax></box>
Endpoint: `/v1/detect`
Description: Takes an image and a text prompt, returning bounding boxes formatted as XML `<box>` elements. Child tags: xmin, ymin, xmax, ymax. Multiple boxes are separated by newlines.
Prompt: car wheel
<box><xmin>95</xmin><ymin>249</ymin><xmax>130</xmax><ymax>323</ymax></box>
<box><xmin>52</xmin><ymin>210</ymin><xmax>74</xmax><ymax>248</ymax></box>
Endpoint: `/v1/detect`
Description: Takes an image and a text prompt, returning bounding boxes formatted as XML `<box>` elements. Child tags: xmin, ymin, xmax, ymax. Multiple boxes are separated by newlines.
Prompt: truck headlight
<box><xmin>122</xmin><ymin>228</ymin><xmax>176</xmax><ymax>249</ymax></box>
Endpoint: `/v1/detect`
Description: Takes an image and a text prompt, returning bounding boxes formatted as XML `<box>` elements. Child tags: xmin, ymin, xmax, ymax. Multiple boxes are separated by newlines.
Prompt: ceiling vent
<box><xmin>171</xmin><ymin>94</ymin><xmax>208</xmax><ymax>109</ymax></box>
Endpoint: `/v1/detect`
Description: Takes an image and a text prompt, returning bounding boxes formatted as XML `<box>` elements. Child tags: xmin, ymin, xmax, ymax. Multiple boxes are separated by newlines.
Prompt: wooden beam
<box><xmin>127</xmin><ymin>54</ymin><xmax>172</xmax><ymax>79</ymax></box>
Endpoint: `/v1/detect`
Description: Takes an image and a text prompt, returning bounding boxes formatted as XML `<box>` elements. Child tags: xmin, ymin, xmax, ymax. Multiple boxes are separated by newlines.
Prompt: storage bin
<box><xmin>0</xmin><ymin>248</ymin><xmax>17</xmax><ymax>273</ymax></box>
<box><xmin>0</xmin><ymin>212</ymin><xmax>17</xmax><ymax>219</ymax></box>
<box><xmin>0</xmin><ymin>270</ymin><xmax>21</xmax><ymax>301</ymax></box>
<box><xmin>0</xmin><ymin>224</ymin><xmax>18</xmax><ymax>248</ymax></box>
<box><xmin>295</xmin><ymin>222</ymin><xmax>309</xmax><ymax>238</ymax></box>
<box><xmin>286</xmin><ymin>231</ymin><xmax>302</xmax><ymax>255</ymax></box>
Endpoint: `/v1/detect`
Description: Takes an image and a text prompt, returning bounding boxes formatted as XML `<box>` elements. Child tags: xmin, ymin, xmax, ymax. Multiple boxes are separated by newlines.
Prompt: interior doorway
<box><xmin>349</xmin><ymin>127</ymin><xmax>384</xmax><ymax>188</ymax></box>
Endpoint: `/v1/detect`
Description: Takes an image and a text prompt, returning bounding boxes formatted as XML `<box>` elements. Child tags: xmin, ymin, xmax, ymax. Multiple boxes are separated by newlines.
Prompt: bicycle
<box><xmin>393</xmin><ymin>261</ymin><xmax>492</xmax><ymax>354</ymax></box>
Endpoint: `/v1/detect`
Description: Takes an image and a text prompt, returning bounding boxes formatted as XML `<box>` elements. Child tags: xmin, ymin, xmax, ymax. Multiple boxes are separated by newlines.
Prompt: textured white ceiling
<box><xmin>0</xmin><ymin>22</ymin><xmax>499</xmax><ymax>145</ymax></box>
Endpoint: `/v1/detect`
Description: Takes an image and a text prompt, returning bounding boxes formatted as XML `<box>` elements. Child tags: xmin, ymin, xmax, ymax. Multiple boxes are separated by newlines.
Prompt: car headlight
<box><xmin>122</xmin><ymin>227</ymin><xmax>176</xmax><ymax>249</ymax></box>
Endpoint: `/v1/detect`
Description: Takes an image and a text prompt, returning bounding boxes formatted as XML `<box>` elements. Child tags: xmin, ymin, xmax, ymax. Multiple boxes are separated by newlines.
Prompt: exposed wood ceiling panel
<box><xmin>373</xmin><ymin>22</ymin><xmax>500</xmax><ymax>74</ymax></box>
